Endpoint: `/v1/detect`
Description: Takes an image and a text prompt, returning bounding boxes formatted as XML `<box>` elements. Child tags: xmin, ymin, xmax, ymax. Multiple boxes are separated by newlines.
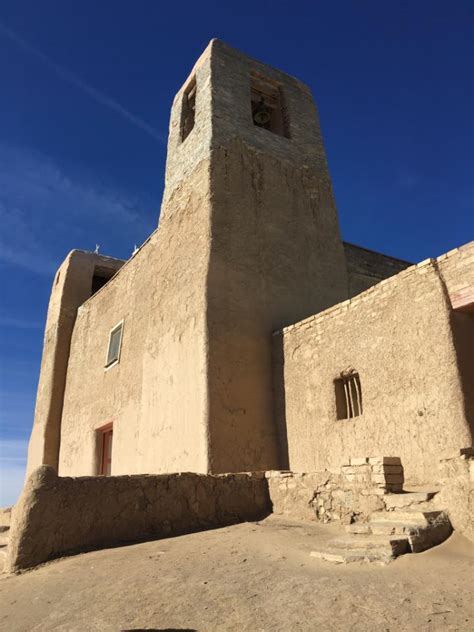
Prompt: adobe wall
<box><xmin>58</xmin><ymin>160</ymin><xmax>212</xmax><ymax>476</ymax></box>
<box><xmin>26</xmin><ymin>251</ymin><xmax>124</xmax><ymax>476</ymax></box>
<box><xmin>434</xmin><ymin>449</ymin><xmax>474</xmax><ymax>541</ymax></box>
<box><xmin>438</xmin><ymin>242</ymin><xmax>474</xmax><ymax>436</ymax></box>
<box><xmin>6</xmin><ymin>466</ymin><xmax>270</xmax><ymax>572</ymax></box>
<box><xmin>343</xmin><ymin>242</ymin><xmax>411</xmax><ymax>297</ymax></box>
<box><xmin>200</xmin><ymin>41</ymin><xmax>348</xmax><ymax>472</ymax></box>
<box><xmin>273</xmin><ymin>247</ymin><xmax>474</xmax><ymax>485</ymax></box>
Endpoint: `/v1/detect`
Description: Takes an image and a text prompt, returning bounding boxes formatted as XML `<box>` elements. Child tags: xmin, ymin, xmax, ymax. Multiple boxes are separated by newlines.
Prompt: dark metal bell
<box><xmin>253</xmin><ymin>98</ymin><xmax>271</xmax><ymax>126</ymax></box>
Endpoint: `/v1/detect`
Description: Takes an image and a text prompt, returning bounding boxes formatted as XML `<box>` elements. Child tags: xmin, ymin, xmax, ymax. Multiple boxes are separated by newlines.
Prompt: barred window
<box><xmin>335</xmin><ymin>369</ymin><xmax>362</xmax><ymax>419</ymax></box>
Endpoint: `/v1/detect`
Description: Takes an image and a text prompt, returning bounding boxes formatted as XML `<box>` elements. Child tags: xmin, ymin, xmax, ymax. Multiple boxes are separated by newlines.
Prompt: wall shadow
<box><xmin>451</xmin><ymin>311</ymin><xmax>474</xmax><ymax>442</ymax></box>
<box><xmin>272</xmin><ymin>331</ymin><xmax>289</xmax><ymax>469</ymax></box>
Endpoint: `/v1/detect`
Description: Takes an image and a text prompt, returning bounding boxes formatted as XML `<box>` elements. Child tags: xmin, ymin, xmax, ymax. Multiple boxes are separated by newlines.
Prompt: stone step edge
<box><xmin>330</xmin><ymin>535</ymin><xmax>410</xmax><ymax>552</ymax></box>
<box><xmin>369</xmin><ymin>510</ymin><xmax>444</xmax><ymax>525</ymax></box>
<box><xmin>310</xmin><ymin>548</ymin><xmax>402</xmax><ymax>564</ymax></box>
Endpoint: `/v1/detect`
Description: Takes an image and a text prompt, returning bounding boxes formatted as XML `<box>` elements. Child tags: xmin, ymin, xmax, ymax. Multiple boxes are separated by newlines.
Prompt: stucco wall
<box><xmin>6</xmin><ymin>466</ymin><xmax>270</xmax><ymax>572</ymax></box>
<box><xmin>273</xmin><ymin>252</ymin><xmax>473</xmax><ymax>485</ymax></box>
<box><xmin>27</xmin><ymin>251</ymin><xmax>124</xmax><ymax>476</ymax></box>
<box><xmin>199</xmin><ymin>41</ymin><xmax>348</xmax><ymax>472</ymax></box>
<box><xmin>435</xmin><ymin>450</ymin><xmax>474</xmax><ymax>541</ymax></box>
<box><xmin>59</xmin><ymin>161</ymin><xmax>212</xmax><ymax>476</ymax></box>
<box><xmin>57</xmin><ymin>40</ymin><xmax>350</xmax><ymax>476</ymax></box>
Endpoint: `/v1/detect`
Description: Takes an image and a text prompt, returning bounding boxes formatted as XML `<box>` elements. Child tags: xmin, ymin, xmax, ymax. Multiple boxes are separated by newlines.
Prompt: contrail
<box><xmin>0</xmin><ymin>21</ymin><xmax>166</xmax><ymax>143</ymax></box>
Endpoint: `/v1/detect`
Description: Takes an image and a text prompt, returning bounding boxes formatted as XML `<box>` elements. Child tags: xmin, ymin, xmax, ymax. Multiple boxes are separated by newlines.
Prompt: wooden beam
<box><xmin>450</xmin><ymin>285</ymin><xmax>474</xmax><ymax>312</ymax></box>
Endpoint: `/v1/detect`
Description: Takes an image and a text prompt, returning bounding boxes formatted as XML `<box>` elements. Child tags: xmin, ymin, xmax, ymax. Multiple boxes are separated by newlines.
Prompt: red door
<box><xmin>100</xmin><ymin>428</ymin><xmax>113</xmax><ymax>476</ymax></box>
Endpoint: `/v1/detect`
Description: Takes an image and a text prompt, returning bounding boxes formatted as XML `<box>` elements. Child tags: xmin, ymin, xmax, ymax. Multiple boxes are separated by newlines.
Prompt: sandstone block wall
<box><xmin>266</xmin><ymin>469</ymin><xmax>385</xmax><ymax>524</ymax></box>
<box><xmin>436</xmin><ymin>241</ymin><xmax>474</xmax><ymax>297</ymax></box>
<box><xmin>273</xmin><ymin>250</ymin><xmax>473</xmax><ymax>485</ymax></box>
<box><xmin>6</xmin><ymin>466</ymin><xmax>271</xmax><ymax>573</ymax></box>
<box><xmin>341</xmin><ymin>456</ymin><xmax>404</xmax><ymax>492</ymax></box>
<box><xmin>343</xmin><ymin>242</ymin><xmax>411</xmax><ymax>297</ymax></box>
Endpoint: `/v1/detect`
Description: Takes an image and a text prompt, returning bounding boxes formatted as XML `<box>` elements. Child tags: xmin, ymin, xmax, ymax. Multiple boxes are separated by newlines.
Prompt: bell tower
<box><xmin>160</xmin><ymin>40</ymin><xmax>349</xmax><ymax>472</ymax></box>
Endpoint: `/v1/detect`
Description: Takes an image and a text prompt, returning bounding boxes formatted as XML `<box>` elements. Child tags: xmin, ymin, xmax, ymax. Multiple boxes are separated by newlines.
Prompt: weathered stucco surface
<box><xmin>59</xmin><ymin>161</ymin><xmax>212</xmax><ymax>476</ymax></box>
<box><xmin>27</xmin><ymin>251</ymin><xmax>124</xmax><ymax>476</ymax></box>
<box><xmin>6</xmin><ymin>466</ymin><xmax>270</xmax><ymax>572</ymax></box>
<box><xmin>25</xmin><ymin>34</ymin><xmax>472</xmax><ymax>514</ymax></box>
<box><xmin>44</xmin><ymin>39</ymin><xmax>350</xmax><ymax>477</ymax></box>
<box><xmin>202</xmin><ymin>41</ymin><xmax>348</xmax><ymax>472</ymax></box>
<box><xmin>273</xmin><ymin>247</ymin><xmax>474</xmax><ymax>485</ymax></box>
<box><xmin>435</xmin><ymin>450</ymin><xmax>474</xmax><ymax>541</ymax></box>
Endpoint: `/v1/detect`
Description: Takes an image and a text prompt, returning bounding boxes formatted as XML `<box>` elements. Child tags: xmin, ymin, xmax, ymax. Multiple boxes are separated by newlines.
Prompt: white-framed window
<box><xmin>105</xmin><ymin>321</ymin><xmax>123</xmax><ymax>369</ymax></box>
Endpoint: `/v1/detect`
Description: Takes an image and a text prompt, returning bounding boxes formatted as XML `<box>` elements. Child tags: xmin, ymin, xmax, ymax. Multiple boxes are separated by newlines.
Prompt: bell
<box><xmin>253</xmin><ymin>98</ymin><xmax>271</xmax><ymax>126</ymax></box>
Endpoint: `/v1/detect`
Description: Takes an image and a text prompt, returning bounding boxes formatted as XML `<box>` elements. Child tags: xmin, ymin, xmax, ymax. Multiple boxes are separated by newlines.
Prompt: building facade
<box><xmin>26</xmin><ymin>40</ymin><xmax>474</xmax><ymax>487</ymax></box>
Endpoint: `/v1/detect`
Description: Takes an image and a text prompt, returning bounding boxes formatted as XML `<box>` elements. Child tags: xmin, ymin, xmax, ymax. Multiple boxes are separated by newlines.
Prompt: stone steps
<box><xmin>369</xmin><ymin>521</ymin><xmax>417</xmax><ymax>536</ymax></box>
<box><xmin>330</xmin><ymin>534</ymin><xmax>410</xmax><ymax>554</ymax></box>
<box><xmin>310</xmin><ymin>547</ymin><xmax>401</xmax><ymax>564</ymax></box>
<box><xmin>311</xmin><ymin>508</ymin><xmax>452</xmax><ymax>564</ymax></box>
<box><xmin>369</xmin><ymin>509</ymin><xmax>443</xmax><ymax>526</ymax></box>
<box><xmin>383</xmin><ymin>491</ymin><xmax>437</xmax><ymax>510</ymax></box>
<box><xmin>0</xmin><ymin>546</ymin><xmax>7</xmax><ymax>573</ymax></box>
<box><xmin>0</xmin><ymin>526</ymin><xmax>10</xmax><ymax>573</ymax></box>
<box><xmin>310</xmin><ymin>534</ymin><xmax>410</xmax><ymax>564</ymax></box>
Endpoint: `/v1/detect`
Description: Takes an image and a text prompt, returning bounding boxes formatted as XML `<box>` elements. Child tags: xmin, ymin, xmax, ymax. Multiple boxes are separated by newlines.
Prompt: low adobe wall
<box><xmin>6</xmin><ymin>466</ymin><xmax>270</xmax><ymax>573</ymax></box>
<box><xmin>434</xmin><ymin>449</ymin><xmax>474</xmax><ymax>541</ymax></box>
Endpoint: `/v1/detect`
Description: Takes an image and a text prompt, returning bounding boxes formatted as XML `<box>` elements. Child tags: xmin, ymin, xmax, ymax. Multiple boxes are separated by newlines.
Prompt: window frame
<box><xmin>104</xmin><ymin>320</ymin><xmax>124</xmax><ymax>370</ymax></box>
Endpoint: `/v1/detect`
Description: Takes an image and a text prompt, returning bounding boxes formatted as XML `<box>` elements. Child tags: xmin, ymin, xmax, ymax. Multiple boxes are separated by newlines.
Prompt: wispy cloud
<box><xmin>0</xmin><ymin>317</ymin><xmax>44</xmax><ymax>330</ymax></box>
<box><xmin>0</xmin><ymin>201</ymin><xmax>58</xmax><ymax>275</ymax></box>
<box><xmin>0</xmin><ymin>20</ymin><xmax>165</xmax><ymax>144</ymax></box>
<box><xmin>0</xmin><ymin>438</ymin><xmax>27</xmax><ymax>507</ymax></box>
<box><xmin>0</xmin><ymin>142</ymin><xmax>148</xmax><ymax>275</ymax></box>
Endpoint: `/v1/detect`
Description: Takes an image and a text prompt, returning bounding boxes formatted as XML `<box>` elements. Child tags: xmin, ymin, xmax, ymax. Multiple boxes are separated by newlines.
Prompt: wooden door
<box><xmin>100</xmin><ymin>428</ymin><xmax>113</xmax><ymax>476</ymax></box>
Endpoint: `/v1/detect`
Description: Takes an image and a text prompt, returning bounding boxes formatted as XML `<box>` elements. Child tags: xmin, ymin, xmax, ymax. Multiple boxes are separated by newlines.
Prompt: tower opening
<box><xmin>91</xmin><ymin>266</ymin><xmax>116</xmax><ymax>296</ymax></box>
<box><xmin>250</xmin><ymin>73</ymin><xmax>289</xmax><ymax>138</ymax></box>
<box><xmin>181</xmin><ymin>78</ymin><xmax>196</xmax><ymax>142</ymax></box>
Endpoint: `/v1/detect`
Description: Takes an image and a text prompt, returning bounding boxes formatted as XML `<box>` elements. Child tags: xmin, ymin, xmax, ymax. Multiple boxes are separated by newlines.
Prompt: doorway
<box><xmin>99</xmin><ymin>425</ymin><xmax>113</xmax><ymax>476</ymax></box>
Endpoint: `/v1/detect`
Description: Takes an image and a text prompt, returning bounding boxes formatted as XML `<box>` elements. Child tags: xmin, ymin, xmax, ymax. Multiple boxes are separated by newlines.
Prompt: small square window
<box><xmin>105</xmin><ymin>322</ymin><xmax>123</xmax><ymax>368</ymax></box>
<box><xmin>335</xmin><ymin>370</ymin><xmax>362</xmax><ymax>419</ymax></box>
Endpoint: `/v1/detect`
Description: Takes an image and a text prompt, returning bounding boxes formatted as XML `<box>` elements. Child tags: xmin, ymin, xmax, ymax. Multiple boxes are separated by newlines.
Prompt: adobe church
<box><xmin>26</xmin><ymin>39</ymin><xmax>473</xmax><ymax>490</ymax></box>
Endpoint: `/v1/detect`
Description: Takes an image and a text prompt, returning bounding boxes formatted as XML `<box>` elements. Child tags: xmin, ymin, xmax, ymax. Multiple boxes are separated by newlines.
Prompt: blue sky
<box><xmin>0</xmin><ymin>1</ymin><xmax>473</xmax><ymax>505</ymax></box>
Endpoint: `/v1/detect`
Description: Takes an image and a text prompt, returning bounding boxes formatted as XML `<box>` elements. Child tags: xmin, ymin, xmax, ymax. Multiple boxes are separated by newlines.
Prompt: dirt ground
<box><xmin>0</xmin><ymin>516</ymin><xmax>473</xmax><ymax>632</ymax></box>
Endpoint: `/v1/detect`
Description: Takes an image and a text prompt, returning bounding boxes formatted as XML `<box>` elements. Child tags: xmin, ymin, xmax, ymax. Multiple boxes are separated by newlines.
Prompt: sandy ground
<box><xmin>0</xmin><ymin>516</ymin><xmax>473</xmax><ymax>632</ymax></box>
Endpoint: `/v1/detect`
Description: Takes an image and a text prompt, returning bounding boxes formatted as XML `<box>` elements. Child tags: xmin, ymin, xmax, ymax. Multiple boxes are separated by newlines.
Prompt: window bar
<box><xmin>343</xmin><ymin>379</ymin><xmax>352</xmax><ymax>418</ymax></box>
<box><xmin>354</xmin><ymin>375</ymin><xmax>362</xmax><ymax>415</ymax></box>
<box><xmin>348</xmin><ymin>377</ymin><xmax>356</xmax><ymax>418</ymax></box>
